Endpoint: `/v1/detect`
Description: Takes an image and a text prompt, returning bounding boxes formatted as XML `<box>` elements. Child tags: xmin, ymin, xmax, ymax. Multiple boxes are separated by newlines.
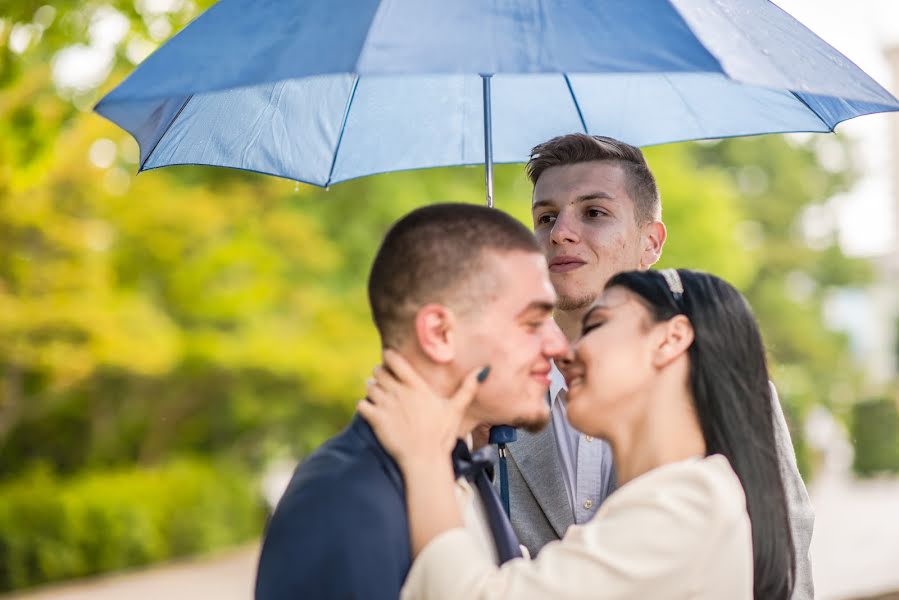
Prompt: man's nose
<box><xmin>550</xmin><ymin>211</ymin><xmax>579</xmax><ymax>245</ymax></box>
<box><xmin>543</xmin><ymin>320</ymin><xmax>570</xmax><ymax>358</ymax></box>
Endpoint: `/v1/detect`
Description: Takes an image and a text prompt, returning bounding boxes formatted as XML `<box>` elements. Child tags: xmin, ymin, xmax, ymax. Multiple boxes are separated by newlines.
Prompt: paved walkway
<box><xmin>810</xmin><ymin>473</ymin><xmax>899</xmax><ymax>600</ymax></box>
<box><xmin>2</xmin><ymin>546</ymin><xmax>260</xmax><ymax>600</ymax></box>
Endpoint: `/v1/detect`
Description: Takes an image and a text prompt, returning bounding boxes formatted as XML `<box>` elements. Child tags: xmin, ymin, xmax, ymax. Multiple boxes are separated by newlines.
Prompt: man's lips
<box><xmin>549</xmin><ymin>257</ymin><xmax>586</xmax><ymax>273</ymax></box>
<box><xmin>530</xmin><ymin>369</ymin><xmax>552</xmax><ymax>385</ymax></box>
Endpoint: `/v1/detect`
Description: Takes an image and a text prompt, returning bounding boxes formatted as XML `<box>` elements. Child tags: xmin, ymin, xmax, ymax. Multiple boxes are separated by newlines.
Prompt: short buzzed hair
<box><xmin>527</xmin><ymin>134</ymin><xmax>661</xmax><ymax>224</ymax></box>
<box><xmin>368</xmin><ymin>203</ymin><xmax>540</xmax><ymax>347</ymax></box>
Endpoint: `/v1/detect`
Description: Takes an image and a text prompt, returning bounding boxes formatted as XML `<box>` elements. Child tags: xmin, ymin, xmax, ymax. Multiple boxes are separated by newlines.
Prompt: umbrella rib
<box><xmin>563</xmin><ymin>74</ymin><xmax>589</xmax><ymax>134</ymax></box>
<box><xmin>139</xmin><ymin>94</ymin><xmax>194</xmax><ymax>172</ymax></box>
<box><xmin>787</xmin><ymin>91</ymin><xmax>835</xmax><ymax>133</ymax></box>
<box><xmin>326</xmin><ymin>75</ymin><xmax>360</xmax><ymax>187</ymax></box>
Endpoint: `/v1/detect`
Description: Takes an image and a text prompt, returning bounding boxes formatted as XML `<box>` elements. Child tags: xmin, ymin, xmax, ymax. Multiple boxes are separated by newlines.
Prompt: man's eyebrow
<box><xmin>517</xmin><ymin>300</ymin><xmax>555</xmax><ymax>317</ymax></box>
<box><xmin>532</xmin><ymin>192</ymin><xmax>616</xmax><ymax>211</ymax></box>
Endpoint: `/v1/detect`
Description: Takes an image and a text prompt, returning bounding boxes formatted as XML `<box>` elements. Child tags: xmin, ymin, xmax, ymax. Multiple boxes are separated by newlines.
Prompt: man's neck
<box><xmin>554</xmin><ymin>305</ymin><xmax>592</xmax><ymax>342</ymax></box>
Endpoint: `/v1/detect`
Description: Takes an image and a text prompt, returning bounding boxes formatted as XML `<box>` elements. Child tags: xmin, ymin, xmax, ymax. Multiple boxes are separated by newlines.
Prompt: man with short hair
<box><xmin>255</xmin><ymin>203</ymin><xmax>567</xmax><ymax>600</ymax></box>
<box><xmin>507</xmin><ymin>133</ymin><xmax>814</xmax><ymax>599</ymax></box>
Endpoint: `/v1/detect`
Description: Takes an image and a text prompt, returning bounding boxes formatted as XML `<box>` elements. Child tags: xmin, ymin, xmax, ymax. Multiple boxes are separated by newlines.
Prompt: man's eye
<box><xmin>536</xmin><ymin>214</ymin><xmax>556</xmax><ymax>225</ymax></box>
<box><xmin>586</xmin><ymin>208</ymin><xmax>607</xmax><ymax>218</ymax></box>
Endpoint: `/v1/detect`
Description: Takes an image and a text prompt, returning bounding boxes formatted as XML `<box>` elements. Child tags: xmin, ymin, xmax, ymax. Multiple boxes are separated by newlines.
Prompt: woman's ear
<box><xmin>414</xmin><ymin>303</ymin><xmax>456</xmax><ymax>364</ymax></box>
<box><xmin>652</xmin><ymin>314</ymin><xmax>694</xmax><ymax>368</ymax></box>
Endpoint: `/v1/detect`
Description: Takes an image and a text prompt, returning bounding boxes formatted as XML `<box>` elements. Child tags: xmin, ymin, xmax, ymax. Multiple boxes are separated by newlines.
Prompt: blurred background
<box><xmin>0</xmin><ymin>1</ymin><xmax>897</xmax><ymax>599</ymax></box>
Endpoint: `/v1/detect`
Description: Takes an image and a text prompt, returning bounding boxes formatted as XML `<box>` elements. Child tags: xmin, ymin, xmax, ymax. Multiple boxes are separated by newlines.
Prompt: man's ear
<box><xmin>652</xmin><ymin>314</ymin><xmax>694</xmax><ymax>368</ymax></box>
<box><xmin>639</xmin><ymin>220</ymin><xmax>667</xmax><ymax>270</ymax></box>
<box><xmin>414</xmin><ymin>303</ymin><xmax>456</xmax><ymax>364</ymax></box>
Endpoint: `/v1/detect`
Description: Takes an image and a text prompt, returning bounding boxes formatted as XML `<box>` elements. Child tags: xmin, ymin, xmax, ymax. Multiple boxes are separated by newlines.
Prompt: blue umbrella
<box><xmin>95</xmin><ymin>0</ymin><xmax>899</xmax><ymax>206</ymax></box>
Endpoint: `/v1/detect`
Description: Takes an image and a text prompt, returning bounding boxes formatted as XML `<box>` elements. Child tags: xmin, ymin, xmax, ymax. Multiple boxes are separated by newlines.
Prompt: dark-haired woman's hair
<box><xmin>606</xmin><ymin>269</ymin><xmax>795</xmax><ymax>600</ymax></box>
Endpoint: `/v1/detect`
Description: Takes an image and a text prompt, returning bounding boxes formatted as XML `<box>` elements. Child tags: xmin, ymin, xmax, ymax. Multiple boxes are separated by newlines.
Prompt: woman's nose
<box><xmin>555</xmin><ymin>348</ymin><xmax>576</xmax><ymax>371</ymax></box>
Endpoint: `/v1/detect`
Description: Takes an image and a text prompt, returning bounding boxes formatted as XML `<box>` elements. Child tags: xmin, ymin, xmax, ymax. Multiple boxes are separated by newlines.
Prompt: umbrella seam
<box><xmin>326</xmin><ymin>75</ymin><xmax>360</xmax><ymax>186</ymax></box>
<box><xmin>787</xmin><ymin>91</ymin><xmax>835</xmax><ymax>132</ymax></box>
<box><xmin>563</xmin><ymin>74</ymin><xmax>588</xmax><ymax>134</ymax></box>
<box><xmin>139</xmin><ymin>94</ymin><xmax>194</xmax><ymax>172</ymax></box>
<box><xmin>662</xmin><ymin>0</ymin><xmax>727</xmax><ymax>76</ymax></box>
<box><xmin>353</xmin><ymin>0</ymin><xmax>391</xmax><ymax>75</ymax></box>
<box><xmin>662</xmin><ymin>74</ymin><xmax>708</xmax><ymax>137</ymax></box>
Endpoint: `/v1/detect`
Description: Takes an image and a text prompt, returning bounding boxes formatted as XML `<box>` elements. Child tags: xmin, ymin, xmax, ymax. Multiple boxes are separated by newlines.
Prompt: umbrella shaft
<box><xmin>482</xmin><ymin>74</ymin><xmax>494</xmax><ymax>209</ymax></box>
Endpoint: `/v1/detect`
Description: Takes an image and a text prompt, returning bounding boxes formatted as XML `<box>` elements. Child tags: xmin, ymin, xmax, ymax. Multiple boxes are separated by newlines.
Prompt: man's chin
<box><xmin>509</xmin><ymin>406</ymin><xmax>551</xmax><ymax>434</ymax></box>
<box><xmin>557</xmin><ymin>292</ymin><xmax>597</xmax><ymax>312</ymax></box>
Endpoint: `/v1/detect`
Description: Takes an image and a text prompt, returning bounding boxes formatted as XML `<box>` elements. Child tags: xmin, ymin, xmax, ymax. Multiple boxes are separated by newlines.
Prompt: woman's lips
<box><xmin>566</xmin><ymin>376</ymin><xmax>584</xmax><ymax>389</ymax></box>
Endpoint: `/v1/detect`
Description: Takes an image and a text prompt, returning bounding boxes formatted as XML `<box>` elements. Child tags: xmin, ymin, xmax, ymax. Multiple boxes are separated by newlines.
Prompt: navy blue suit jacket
<box><xmin>255</xmin><ymin>415</ymin><xmax>411</xmax><ymax>600</ymax></box>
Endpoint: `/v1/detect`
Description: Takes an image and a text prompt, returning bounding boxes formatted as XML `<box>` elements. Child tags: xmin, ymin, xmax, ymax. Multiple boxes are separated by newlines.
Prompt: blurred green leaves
<box><xmin>0</xmin><ymin>459</ymin><xmax>264</xmax><ymax>591</ymax></box>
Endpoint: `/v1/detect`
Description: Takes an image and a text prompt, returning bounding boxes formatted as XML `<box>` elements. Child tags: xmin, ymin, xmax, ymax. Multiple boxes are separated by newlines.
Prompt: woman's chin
<box><xmin>566</xmin><ymin>387</ymin><xmax>604</xmax><ymax>437</ymax></box>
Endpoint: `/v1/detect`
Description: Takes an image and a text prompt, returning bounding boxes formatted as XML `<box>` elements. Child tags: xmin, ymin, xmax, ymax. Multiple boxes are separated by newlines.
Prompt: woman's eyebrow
<box><xmin>581</xmin><ymin>304</ymin><xmax>608</xmax><ymax>327</ymax></box>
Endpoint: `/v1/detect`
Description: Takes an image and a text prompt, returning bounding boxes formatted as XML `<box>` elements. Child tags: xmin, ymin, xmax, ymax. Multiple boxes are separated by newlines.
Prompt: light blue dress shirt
<box><xmin>549</xmin><ymin>363</ymin><xmax>617</xmax><ymax>524</ymax></box>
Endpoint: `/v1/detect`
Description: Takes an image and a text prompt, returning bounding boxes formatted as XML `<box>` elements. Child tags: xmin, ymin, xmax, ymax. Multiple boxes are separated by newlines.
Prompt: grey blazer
<box><xmin>504</xmin><ymin>385</ymin><xmax>815</xmax><ymax>600</ymax></box>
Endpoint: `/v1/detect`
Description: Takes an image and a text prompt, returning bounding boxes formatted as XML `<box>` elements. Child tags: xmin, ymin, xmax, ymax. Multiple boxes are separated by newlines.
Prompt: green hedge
<box><xmin>851</xmin><ymin>398</ymin><xmax>899</xmax><ymax>477</ymax></box>
<box><xmin>0</xmin><ymin>459</ymin><xmax>265</xmax><ymax>592</ymax></box>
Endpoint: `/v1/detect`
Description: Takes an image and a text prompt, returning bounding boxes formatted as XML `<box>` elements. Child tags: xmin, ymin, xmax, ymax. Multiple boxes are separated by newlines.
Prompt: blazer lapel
<box><xmin>508</xmin><ymin>422</ymin><xmax>574</xmax><ymax>539</ymax></box>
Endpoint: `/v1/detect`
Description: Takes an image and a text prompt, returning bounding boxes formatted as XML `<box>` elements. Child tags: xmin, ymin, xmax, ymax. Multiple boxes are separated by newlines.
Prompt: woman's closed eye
<box><xmin>581</xmin><ymin>320</ymin><xmax>605</xmax><ymax>336</ymax></box>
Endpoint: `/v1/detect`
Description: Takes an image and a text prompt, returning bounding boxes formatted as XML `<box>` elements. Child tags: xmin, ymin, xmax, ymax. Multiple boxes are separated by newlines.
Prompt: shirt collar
<box><xmin>549</xmin><ymin>360</ymin><xmax>568</xmax><ymax>408</ymax></box>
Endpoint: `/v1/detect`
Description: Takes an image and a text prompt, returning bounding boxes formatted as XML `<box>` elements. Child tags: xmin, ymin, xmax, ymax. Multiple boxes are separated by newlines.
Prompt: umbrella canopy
<box><xmin>95</xmin><ymin>0</ymin><xmax>899</xmax><ymax>189</ymax></box>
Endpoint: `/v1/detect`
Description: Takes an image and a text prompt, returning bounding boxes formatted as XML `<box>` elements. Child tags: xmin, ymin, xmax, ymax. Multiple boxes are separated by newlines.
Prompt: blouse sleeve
<box><xmin>401</xmin><ymin>456</ymin><xmax>752</xmax><ymax>600</ymax></box>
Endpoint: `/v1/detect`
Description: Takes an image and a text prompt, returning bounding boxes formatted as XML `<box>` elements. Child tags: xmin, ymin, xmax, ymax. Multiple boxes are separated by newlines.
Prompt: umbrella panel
<box><xmin>128</xmin><ymin>73</ymin><xmax>895</xmax><ymax>187</ymax></box>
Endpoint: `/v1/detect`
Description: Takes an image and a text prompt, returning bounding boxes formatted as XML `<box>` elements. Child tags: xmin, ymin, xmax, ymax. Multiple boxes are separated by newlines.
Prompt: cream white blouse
<box><xmin>402</xmin><ymin>454</ymin><xmax>753</xmax><ymax>600</ymax></box>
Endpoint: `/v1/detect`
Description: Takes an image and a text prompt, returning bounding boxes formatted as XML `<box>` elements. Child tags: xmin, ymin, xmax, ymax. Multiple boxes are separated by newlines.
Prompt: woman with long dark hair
<box><xmin>359</xmin><ymin>269</ymin><xmax>795</xmax><ymax>600</ymax></box>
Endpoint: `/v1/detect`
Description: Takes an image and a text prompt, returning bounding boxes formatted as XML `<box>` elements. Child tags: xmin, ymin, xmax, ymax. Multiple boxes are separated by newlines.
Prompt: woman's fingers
<box><xmin>382</xmin><ymin>348</ymin><xmax>429</xmax><ymax>389</ymax></box>
<box><xmin>366</xmin><ymin>377</ymin><xmax>396</xmax><ymax>407</ymax></box>
<box><xmin>356</xmin><ymin>400</ymin><xmax>392</xmax><ymax>448</ymax></box>
<box><xmin>371</xmin><ymin>365</ymin><xmax>402</xmax><ymax>396</ymax></box>
<box><xmin>450</xmin><ymin>366</ymin><xmax>486</xmax><ymax>414</ymax></box>
<box><xmin>356</xmin><ymin>398</ymin><xmax>376</xmax><ymax>421</ymax></box>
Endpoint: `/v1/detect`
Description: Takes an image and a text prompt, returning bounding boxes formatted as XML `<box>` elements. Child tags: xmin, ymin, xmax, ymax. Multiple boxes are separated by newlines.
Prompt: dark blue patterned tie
<box><xmin>451</xmin><ymin>439</ymin><xmax>523</xmax><ymax>563</ymax></box>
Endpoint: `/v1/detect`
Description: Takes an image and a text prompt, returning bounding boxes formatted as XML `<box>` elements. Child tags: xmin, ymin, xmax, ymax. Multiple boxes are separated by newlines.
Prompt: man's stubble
<box><xmin>557</xmin><ymin>291</ymin><xmax>597</xmax><ymax>313</ymax></box>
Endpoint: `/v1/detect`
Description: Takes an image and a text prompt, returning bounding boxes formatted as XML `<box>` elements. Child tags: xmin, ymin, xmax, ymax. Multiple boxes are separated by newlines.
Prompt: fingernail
<box><xmin>477</xmin><ymin>366</ymin><xmax>491</xmax><ymax>383</ymax></box>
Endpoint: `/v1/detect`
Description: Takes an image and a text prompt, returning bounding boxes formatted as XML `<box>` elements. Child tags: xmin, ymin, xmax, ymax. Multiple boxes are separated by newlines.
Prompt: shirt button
<box><xmin>585</xmin><ymin>435</ymin><xmax>593</xmax><ymax>442</ymax></box>
<box><xmin>583</xmin><ymin>499</ymin><xmax>593</xmax><ymax>509</ymax></box>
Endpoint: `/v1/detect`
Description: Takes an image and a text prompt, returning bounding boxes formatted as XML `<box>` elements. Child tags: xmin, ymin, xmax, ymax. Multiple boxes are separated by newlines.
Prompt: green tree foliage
<box><xmin>851</xmin><ymin>398</ymin><xmax>899</xmax><ymax>477</ymax></box>
<box><xmin>686</xmin><ymin>136</ymin><xmax>871</xmax><ymax>474</ymax></box>
<box><xmin>0</xmin><ymin>459</ymin><xmax>264</xmax><ymax>591</ymax></box>
<box><xmin>1</xmin><ymin>0</ymin><xmax>866</xmax><ymax>499</ymax></box>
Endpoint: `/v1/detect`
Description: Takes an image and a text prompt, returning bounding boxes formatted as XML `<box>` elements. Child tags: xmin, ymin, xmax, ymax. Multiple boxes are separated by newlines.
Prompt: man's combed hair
<box><xmin>527</xmin><ymin>133</ymin><xmax>661</xmax><ymax>224</ymax></box>
<box><xmin>368</xmin><ymin>203</ymin><xmax>540</xmax><ymax>347</ymax></box>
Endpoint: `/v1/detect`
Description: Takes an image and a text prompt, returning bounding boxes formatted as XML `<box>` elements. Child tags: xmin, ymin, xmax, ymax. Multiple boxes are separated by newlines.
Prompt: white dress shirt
<box><xmin>549</xmin><ymin>363</ymin><xmax>617</xmax><ymax>522</ymax></box>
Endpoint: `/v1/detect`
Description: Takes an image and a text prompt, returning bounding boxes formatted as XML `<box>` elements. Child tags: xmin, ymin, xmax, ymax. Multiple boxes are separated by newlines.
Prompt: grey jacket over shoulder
<box><xmin>503</xmin><ymin>383</ymin><xmax>815</xmax><ymax>600</ymax></box>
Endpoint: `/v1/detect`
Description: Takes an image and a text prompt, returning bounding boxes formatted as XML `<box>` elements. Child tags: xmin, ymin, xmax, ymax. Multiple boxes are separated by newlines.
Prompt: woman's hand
<box><xmin>357</xmin><ymin>349</ymin><xmax>486</xmax><ymax>557</ymax></box>
<box><xmin>357</xmin><ymin>349</ymin><xmax>485</xmax><ymax>471</ymax></box>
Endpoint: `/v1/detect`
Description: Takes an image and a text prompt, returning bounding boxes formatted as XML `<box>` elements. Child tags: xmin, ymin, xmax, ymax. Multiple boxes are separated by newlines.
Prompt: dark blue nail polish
<box><xmin>477</xmin><ymin>366</ymin><xmax>491</xmax><ymax>383</ymax></box>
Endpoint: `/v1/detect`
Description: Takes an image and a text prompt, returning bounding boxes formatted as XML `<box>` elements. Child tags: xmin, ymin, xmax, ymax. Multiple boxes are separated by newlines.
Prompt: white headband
<box><xmin>660</xmin><ymin>269</ymin><xmax>684</xmax><ymax>299</ymax></box>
